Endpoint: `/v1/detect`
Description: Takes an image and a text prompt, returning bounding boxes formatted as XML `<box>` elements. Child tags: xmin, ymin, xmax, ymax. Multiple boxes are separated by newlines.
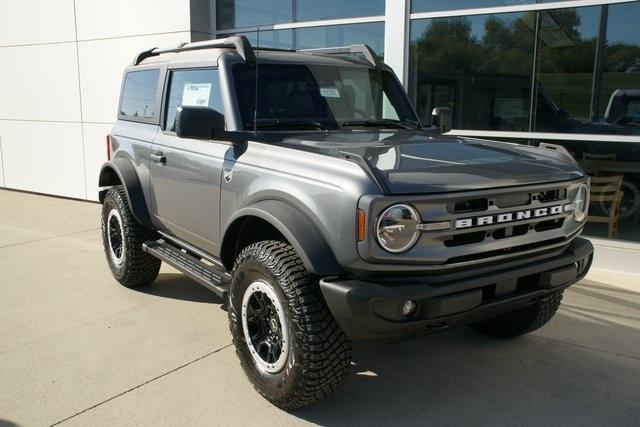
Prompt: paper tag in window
<box><xmin>182</xmin><ymin>83</ymin><xmax>211</xmax><ymax>107</ymax></box>
<box><xmin>319</xmin><ymin>87</ymin><xmax>340</xmax><ymax>98</ymax></box>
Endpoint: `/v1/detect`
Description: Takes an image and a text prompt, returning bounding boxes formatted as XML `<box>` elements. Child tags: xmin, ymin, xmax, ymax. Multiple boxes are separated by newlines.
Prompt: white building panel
<box><xmin>75</xmin><ymin>0</ymin><xmax>191</xmax><ymax>41</ymax></box>
<box><xmin>0</xmin><ymin>121</ymin><xmax>85</xmax><ymax>199</ymax></box>
<box><xmin>82</xmin><ymin>123</ymin><xmax>113</xmax><ymax>202</ymax></box>
<box><xmin>0</xmin><ymin>43</ymin><xmax>81</xmax><ymax>122</ymax></box>
<box><xmin>78</xmin><ymin>32</ymin><xmax>191</xmax><ymax>123</ymax></box>
<box><xmin>0</xmin><ymin>0</ymin><xmax>76</xmax><ymax>47</ymax></box>
<box><xmin>0</xmin><ymin>139</ymin><xmax>5</xmax><ymax>187</ymax></box>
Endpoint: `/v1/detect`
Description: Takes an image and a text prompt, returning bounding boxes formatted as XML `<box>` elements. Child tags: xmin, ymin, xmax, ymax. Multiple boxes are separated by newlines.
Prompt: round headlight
<box><xmin>376</xmin><ymin>204</ymin><xmax>421</xmax><ymax>253</ymax></box>
<box><xmin>573</xmin><ymin>183</ymin><xmax>589</xmax><ymax>222</ymax></box>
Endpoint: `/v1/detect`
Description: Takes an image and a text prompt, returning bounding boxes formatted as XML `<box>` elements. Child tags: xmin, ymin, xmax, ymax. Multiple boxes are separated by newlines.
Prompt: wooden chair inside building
<box><xmin>588</xmin><ymin>175</ymin><xmax>624</xmax><ymax>239</ymax></box>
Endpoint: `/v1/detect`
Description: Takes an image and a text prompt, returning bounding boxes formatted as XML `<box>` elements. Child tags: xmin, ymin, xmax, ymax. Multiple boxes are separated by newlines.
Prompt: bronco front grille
<box><xmin>437</xmin><ymin>184</ymin><xmax>575</xmax><ymax>263</ymax></box>
<box><xmin>360</xmin><ymin>179</ymin><xmax>586</xmax><ymax>267</ymax></box>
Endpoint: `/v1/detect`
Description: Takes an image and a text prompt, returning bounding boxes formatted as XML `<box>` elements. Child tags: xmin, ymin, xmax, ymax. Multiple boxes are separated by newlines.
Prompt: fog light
<box><xmin>401</xmin><ymin>300</ymin><xmax>417</xmax><ymax>317</ymax></box>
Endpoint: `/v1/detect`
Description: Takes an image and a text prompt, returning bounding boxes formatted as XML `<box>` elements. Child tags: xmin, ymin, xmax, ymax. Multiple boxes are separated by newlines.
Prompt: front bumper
<box><xmin>320</xmin><ymin>237</ymin><xmax>594</xmax><ymax>341</ymax></box>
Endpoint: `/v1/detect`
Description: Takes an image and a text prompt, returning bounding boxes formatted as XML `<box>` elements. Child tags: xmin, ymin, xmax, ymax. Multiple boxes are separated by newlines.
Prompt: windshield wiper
<box><xmin>341</xmin><ymin>119</ymin><xmax>419</xmax><ymax>130</ymax></box>
<box><xmin>254</xmin><ymin>119</ymin><xmax>331</xmax><ymax>131</ymax></box>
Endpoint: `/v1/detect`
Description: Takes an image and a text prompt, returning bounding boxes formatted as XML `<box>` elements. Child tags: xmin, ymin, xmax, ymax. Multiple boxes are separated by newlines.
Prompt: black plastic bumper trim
<box><xmin>320</xmin><ymin>237</ymin><xmax>594</xmax><ymax>341</ymax></box>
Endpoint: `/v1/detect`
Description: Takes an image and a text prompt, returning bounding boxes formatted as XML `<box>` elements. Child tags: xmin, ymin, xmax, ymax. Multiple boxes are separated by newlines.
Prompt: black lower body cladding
<box><xmin>320</xmin><ymin>237</ymin><xmax>594</xmax><ymax>341</ymax></box>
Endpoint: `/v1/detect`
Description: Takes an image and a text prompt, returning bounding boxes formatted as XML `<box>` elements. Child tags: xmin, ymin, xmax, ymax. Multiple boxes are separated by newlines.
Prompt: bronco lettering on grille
<box><xmin>455</xmin><ymin>204</ymin><xmax>569</xmax><ymax>230</ymax></box>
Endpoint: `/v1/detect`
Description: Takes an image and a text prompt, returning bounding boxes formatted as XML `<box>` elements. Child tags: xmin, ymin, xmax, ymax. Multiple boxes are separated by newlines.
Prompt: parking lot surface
<box><xmin>1</xmin><ymin>189</ymin><xmax>639</xmax><ymax>426</ymax></box>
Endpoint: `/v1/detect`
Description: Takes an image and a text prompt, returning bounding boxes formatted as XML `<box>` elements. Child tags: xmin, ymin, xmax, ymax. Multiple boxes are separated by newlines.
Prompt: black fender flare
<box><xmin>98</xmin><ymin>158</ymin><xmax>153</xmax><ymax>227</ymax></box>
<box><xmin>223</xmin><ymin>200</ymin><xmax>343</xmax><ymax>276</ymax></box>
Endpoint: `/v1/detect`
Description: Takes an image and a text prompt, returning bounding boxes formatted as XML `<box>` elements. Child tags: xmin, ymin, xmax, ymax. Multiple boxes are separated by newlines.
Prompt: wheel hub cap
<box><xmin>107</xmin><ymin>209</ymin><xmax>125</xmax><ymax>266</ymax></box>
<box><xmin>241</xmin><ymin>281</ymin><xmax>289</xmax><ymax>373</ymax></box>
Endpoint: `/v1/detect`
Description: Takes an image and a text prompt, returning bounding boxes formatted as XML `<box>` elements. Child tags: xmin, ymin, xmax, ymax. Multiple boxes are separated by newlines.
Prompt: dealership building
<box><xmin>0</xmin><ymin>0</ymin><xmax>638</xmax><ymax>273</ymax></box>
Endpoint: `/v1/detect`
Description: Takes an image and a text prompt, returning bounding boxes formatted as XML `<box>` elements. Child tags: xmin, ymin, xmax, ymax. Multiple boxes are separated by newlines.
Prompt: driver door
<box><xmin>149</xmin><ymin>67</ymin><xmax>229</xmax><ymax>255</ymax></box>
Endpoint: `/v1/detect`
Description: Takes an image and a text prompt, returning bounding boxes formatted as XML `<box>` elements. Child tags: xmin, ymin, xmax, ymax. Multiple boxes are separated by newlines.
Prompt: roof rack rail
<box><xmin>298</xmin><ymin>44</ymin><xmax>379</xmax><ymax>67</ymax></box>
<box><xmin>132</xmin><ymin>35</ymin><xmax>255</xmax><ymax>65</ymax></box>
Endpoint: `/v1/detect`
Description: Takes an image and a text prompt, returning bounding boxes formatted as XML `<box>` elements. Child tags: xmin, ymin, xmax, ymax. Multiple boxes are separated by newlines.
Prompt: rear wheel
<box><xmin>101</xmin><ymin>185</ymin><xmax>161</xmax><ymax>288</ymax></box>
<box><xmin>472</xmin><ymin>291</ymin><xmax>563</xmax><ymax>338</ymax></box>
<box><xmin>228</xmin><ymin>240</ymin><xmax>352</xmax><ymax>410</ymax></box>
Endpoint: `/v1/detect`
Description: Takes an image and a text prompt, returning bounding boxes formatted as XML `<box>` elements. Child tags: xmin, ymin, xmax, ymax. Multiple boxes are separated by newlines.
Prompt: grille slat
<box><xmin>495</xmin><ymin>193</ymin><xmax>531</xmax><ymax>209</ymax></box>
<box><xmin>446</xmin><ymin>237</ymin><xmax>567</xmax><ymax>264</ymax></box>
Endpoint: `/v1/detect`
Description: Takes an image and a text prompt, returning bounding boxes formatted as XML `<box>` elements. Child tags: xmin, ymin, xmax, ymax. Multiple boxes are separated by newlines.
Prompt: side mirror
<box><xmin>176</xmin><ymin>106</ymin><xmax>225</xmax><ymax>139</ymax></box>
<box><xmin>431</xmin><ymin>106</ymin><xmax>453</xmax><ymax>133</ymax></box>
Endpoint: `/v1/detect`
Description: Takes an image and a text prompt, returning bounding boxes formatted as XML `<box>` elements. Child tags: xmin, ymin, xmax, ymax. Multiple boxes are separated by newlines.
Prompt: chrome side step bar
<box><xmin>142</xmin><ymin>239</ymin><xmax>230</xmax><ymax>298</ymax></box>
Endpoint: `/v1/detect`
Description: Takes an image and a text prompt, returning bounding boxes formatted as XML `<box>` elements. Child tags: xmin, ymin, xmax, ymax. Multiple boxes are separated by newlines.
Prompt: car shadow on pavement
<box><xmin>136</xmin><ymin>274</ymin><xmax>224</xmax><ymax>304</ymax></box>
<box><xmin>291</xmin><ymin>283</ymin><xmax>640</xmax><ymax>425</ymax></box>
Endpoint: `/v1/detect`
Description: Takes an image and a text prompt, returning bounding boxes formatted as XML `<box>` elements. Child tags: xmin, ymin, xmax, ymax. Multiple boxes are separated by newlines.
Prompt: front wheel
<box><xmin>228</xmin><ymin>241</ymin><xmax>352</xmax><ymax>410</ymax></box>
<box><xmin>472</xmin><ymin>291</ymin><xmax>563</xmax><ymax>338</ymax></box>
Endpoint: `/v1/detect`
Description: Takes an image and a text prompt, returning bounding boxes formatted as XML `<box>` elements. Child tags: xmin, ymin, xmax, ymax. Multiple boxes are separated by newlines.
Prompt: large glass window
<box><xmin>409</xmin><ymin>3</ymin><xmax>640</xmax><ymax>135</ymax></box>
<box><xmin>533</xmin><ymin>7</ymin><xmax>600</xmax><ymax>133</ymax></box>
<box><xmin>295</xmin><ymin>22</ymin><xmax>385</xmax><ymax>57</ymax></box>
<box><xmin>546</xmin><ymin>3</ymin><xmax>640</xmax><ymax>244</ymax></box>
<box><xmin>599</xmin><ymin>2</ymin><xmax>640</xmax><ymax>132</ymax></box>
<box><xmin>164</xmin><ymin>69</ymin><xmax>223</xmax><ymax>132</ymax></box>
<box><xmin>216</xmin><ymin>0</ymin><xmax>292</xmax><ymax>29</ymax></box>
<box><xmin>409</xmin><ymin>12</ymin><xmax>535</xmax><ymax>129</ymax></box>
<box><xmin>527</xmin><ymin>4</ymin><xmax>640</xmax><ymax>135</ymax></box>
<box><xmin>120</xmin><ymin>69</ymin><xmax>160</xmax><ymax>120</ymax></box>
<box><xmin>531</xmin><ymin>4</ymin><xmax>640</xmax><ymax>135</ymax></box>
<box><xmin>295</xmin><ymin>0</ymin><xmax>384</xmax><ymax>22</ymax></box>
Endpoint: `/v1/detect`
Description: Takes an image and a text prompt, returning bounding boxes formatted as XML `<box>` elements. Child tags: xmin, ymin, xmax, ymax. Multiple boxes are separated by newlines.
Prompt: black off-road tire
<box><xmin>472</xmin><ymin>291</ymin><xmax>564</xmax><ymax>338</ymax></box>
<box><xmin>101</xmin><ymin>185</ymin><xmax>161</xmax><ymax>288</ymax></box>
<box><xmin>228</xmin><ymin>240</ymin><xmax>352</xmax><ymax>410</ymax></box>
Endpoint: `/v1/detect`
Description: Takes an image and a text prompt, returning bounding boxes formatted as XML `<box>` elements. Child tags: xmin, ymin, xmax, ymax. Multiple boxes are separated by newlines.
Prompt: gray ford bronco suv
<box><xmin>99</xmin><ymin>36</ymin><xmax>594</xmax><ymax>409</ymax></box>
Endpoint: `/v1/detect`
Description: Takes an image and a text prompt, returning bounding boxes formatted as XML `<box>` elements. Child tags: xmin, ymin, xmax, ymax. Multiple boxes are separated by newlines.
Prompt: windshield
<box><xmin>606</xmin><ymin>94</ymin><xmax>640</xmax><ymax>126</ymax></box>
<box><xmin>233</xmin><ymin>63</ymin><xmax>419</xmax><ymax>131</ymax></box>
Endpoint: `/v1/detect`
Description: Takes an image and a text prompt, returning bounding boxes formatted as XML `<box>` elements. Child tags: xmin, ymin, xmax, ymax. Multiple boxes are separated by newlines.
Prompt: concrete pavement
<box><xmin>0</xmin><ymin>189</ymin><xmax>639</xmax><ymax>426</ymax></box>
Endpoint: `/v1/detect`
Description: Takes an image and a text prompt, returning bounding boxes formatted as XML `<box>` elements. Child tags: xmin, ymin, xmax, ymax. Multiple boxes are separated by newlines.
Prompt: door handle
<box><xmin>150</xmin><ymin>153</ymin><xmax>166</xmax><ymax>165</ymax></box>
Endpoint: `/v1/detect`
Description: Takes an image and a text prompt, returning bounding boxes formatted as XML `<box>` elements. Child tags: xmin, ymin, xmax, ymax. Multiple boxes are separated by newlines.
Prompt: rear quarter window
<box><xmin>119</xmin><ymin>69</ymin><xmax>160</xmax><ymax>122</ymax></box>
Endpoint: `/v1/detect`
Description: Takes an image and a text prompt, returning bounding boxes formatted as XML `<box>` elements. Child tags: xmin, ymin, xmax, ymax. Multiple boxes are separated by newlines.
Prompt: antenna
<box><xmin>252</xmin><ymin>28</ymin><xmax>260</xmax><ymax>134</ymax></box>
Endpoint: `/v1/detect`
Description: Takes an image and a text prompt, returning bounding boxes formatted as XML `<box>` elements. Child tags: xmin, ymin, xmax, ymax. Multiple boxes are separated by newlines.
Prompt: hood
<box><xmin>269</xmin><ymin>130</ymin><xmax>585</xmax><ymax>194</ymax></box>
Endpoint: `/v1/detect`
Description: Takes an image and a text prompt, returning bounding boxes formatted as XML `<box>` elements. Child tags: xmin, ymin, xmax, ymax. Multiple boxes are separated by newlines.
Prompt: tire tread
<box><xmin>101</xmin><ymin>186</ymin><xmax>160</xmax><ymax>287</ymax></box>
<box><xmin>229</xmin><ymin>240</ymin><xmax>352</xmax><ymax>410</ymax></box>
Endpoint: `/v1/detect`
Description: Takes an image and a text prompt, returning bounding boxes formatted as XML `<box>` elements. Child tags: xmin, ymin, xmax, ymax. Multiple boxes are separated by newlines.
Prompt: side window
<box><xmin>165</xmin><ymin>68</ymin><xmax>224</xmax><ymax>132</ymax></box>
<box><xmin>120</xmin><ymin>69</ymin><xmax>160</xmax><ymax>120</ymax></box>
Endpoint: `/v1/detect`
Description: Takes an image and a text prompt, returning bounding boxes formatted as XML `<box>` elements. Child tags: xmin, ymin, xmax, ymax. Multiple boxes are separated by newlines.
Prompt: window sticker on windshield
<box><xmin>182</xmin><ymin>83</ymin><xmax>211</xmax><ymax>107</ymax></box>
<box><xmin>319</xmin><ymin>87</ymin><xmax>340</xmax><ymax>98</ymax></box>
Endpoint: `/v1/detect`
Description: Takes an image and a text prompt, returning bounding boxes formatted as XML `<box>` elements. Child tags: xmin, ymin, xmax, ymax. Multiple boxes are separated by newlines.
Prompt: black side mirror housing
<box><xmin>176</xmin><ymin>106</ymin><xmax>225</xmax><ymax>139</ymax></box>
<box><xmin>432</xmin><ymin>106</ymin><xmax>453</xmax><ymax>133</ymax></box>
